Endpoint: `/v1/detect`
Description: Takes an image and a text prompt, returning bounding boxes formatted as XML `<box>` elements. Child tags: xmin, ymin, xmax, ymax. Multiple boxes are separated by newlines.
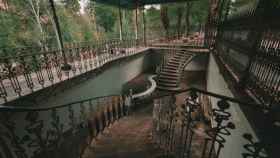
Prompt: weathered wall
<box><xmin>207</xmin><ymin>54</ymin><xmax>258</xmax><ymax>158</ymax></box>
<box><xmin>184</xmin><ymin>53</ymin><xmax>208</xmax><ymax>71</ymax></box>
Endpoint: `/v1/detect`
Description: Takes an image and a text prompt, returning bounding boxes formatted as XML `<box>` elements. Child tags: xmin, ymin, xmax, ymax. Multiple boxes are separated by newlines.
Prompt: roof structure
<box><xmin>95</xmin><ymin>0</ymin><xmax>197</xmax><ymax>9</ymax></box>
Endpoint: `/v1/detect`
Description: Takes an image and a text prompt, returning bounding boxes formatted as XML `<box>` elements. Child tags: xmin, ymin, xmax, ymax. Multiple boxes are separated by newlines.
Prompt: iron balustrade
<box><xmin>0</xmin><ymin>94</ymin><xmax>127</xmax><ymax>158</ymax></box>
<box><xmin>212</xmin><ymin>0</ymin><xmax>280</xmax><ymax>107</ymax></box>
<box><xmin>0</xmin><ymin>35</ymin><xmax>207</xmax><ymax>104</ymax></box>
<box><xmin>151</xmin><ymin>88</ymin><xmax>267</xmax><ymax>158</ymax></box>
<box><xmin>0</xmin><ymin>38</ymin><xmax>145</xmax><ymax>104</ymax></box>
<box><xmin>0</xmin><ymin>85</ymin><xmax>268</xmax><ymax>158</ymax></box>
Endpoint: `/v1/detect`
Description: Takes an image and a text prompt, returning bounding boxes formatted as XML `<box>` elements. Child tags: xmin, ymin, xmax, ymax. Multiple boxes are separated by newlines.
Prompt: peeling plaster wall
<box><xmin>206</xmin><ymin>54</ymin><xmax>258</xmax><ymax>158</ymax></box>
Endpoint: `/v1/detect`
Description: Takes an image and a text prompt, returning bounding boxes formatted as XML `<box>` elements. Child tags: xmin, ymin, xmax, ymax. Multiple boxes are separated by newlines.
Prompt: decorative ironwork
<box><xmin>213</xmin><ymin>0</ymin><xmax>280</xmax><ymax>106</ymax></box>
<box><xmin>242</xmin><ymin>133</ymin><xmax>267</xmax><ymax>158</ymax></box>
<box><xmin>0</xmin><ymin>39</ymin><xmax>144</xmax><ymax>104</ymax></box>
<box><xmin>151</xmin><ymin>88</ymin><xmax>266</xmax><ymax>158</ymax></box>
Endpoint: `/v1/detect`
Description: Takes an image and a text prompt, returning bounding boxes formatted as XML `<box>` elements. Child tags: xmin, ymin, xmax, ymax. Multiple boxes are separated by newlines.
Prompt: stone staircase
<box><xmin>157</xmin><ymin>51</ymin><xmax>195</xmax><ymax>91</ymax></box>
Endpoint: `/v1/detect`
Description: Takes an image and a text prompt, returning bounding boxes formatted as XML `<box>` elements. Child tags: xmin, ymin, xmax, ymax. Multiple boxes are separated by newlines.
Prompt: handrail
<box><xmin>152</xmin><ymin>89</ymin><xmax>267</xmax><ymax>158</ymax></box>
<box><xmin>0</xmin><ymin>93</ymin><xmax>127</xmax><ymax>158</ymax></box>
<box><xmin>0</xmin><ymin>87</ymin><xmax>267</xmax><ymax>112</ymax></box>
<box><xmin>0</xmin><ymin>94</ymin><xmax>120</xmax><ymax>112</ymax></box>
<box><xmin>132</xmin><ymin>75</ymin><xmax>157</xmax><ymax>99</ymax></box>
<box><xmin>0</xmin><ymin>38</ymin><xmax>146</xmax><ymax>104</ymax></box>
<box><xmin>150</xmin><ymin>87</ymin><xmax>267</xmax><ymax>110</ymax></box>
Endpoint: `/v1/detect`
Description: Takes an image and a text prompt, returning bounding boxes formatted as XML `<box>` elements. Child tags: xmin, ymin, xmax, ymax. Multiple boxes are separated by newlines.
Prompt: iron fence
<box><xmin>212</xmin><ymin>0</ymin><xmax>280</xmax><ymax>106</ymax></box>
<box><xmin>0</xmin><ymin>38</ymin><xmax>145</xmax><ymax>104</ymax></box>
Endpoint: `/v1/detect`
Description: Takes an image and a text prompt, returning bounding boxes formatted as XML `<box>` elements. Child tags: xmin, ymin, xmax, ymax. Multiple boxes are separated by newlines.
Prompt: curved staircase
<box><xmin>157</xmin><ymin>51</ymin><xmax>195</xmax><ymax>91</ymax></box>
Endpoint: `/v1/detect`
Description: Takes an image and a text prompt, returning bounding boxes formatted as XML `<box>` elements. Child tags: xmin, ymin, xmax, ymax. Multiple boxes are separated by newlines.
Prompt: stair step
<box><xmin>163</xmin><ymin>66</ymin><xmax>178</xmax><ymax>70</ymax></box>
<box><xmin>168</xmin><ymin>60</ymin><xmax>180</xmax><ymax>64</ymax></box>
<box><xmin>158</xmin><ymin>82</ymin><xmax>178</xmax><ymax>87</ymax></box>
<box><xmin>158</xmin><ymin>78</ymin><xmax>178</xmax><ymax>84</ymax></box>
<box><xmin>160</xmin><ymin>70</ymin><xmax>180</xmax><ymax>75</ymax></box>
<box><xmin>157</xmin><ymin>85</ymin><xmax>181</xmax><ymax>91</ymax></box>
<box><xmin>166</xmin><ymin>63</ymin><xmax>179</xmax><ymax>67</ymax></box>
<box><xmin>159</xmin><ymin>71</ymin><xmax>180</xmax><ymax>77</ymax></box>
<box><xmin>161</xmin><ymin>68</ymin><xmax>178</xmax><ymax>73</ymax></box>
<box><xmin>170</xmin><ymin>58</ymin><xmax>182</xmax><ymax>62</ymax></box>
<box><xmin>159</xmin><ymin>75</ymin><xmax>179</xmax><ymax>80</ymax></box>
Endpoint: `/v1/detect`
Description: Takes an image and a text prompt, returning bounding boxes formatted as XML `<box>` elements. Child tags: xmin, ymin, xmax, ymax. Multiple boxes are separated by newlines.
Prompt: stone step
<box><xmin>159</xmin><ymin>71</ymin><xmax>180</xmax><ymax>77</ymax></box>
<box><xmin>170</xmin><ymin>58</ymin><xmax>183</xmax><ymax>62</ymax></box>
<box><xmin>158</xmin><ymin>78</ymin><xmax>178</xmax><ymax>84</ymax></box>
<box><xmin>163</xmin><ymin>65</ymin><xmax>178</xmax><ymax>70</ymax></box>
<box><xmin>160</xmin><ymin>69</ymin><xmax>180</xmax><ymax>76</ymax></box>
<box><xmin>159</xmin><ymin>75</ymin><xmax>179</xmax><ymax>80</ymax></box>
<box><xmin>166</xmin><ymin>62</ymin><xmax>179</xmax><ymax>67</ymax></box>
<box><xmin>157</xmin><ymin>82</ymin><xmax>178</xmax><ymax>87</ymax></box>
<box><xmin>168</xmin><ymin>60</ymin><xmax>180</xmax><ymax>65</ymax></box>
<box><xmin>157</xmin><ymin>85</ymin><xmax>181</xmax><ymax>91</ymax></box>
<box><xmin>174</xmin><ymin>54</ymin><xmax>192</xmax><ymax>60</ymax></box>
<box><xmin>161</xmin><ymin>68</ymin><xmax>178</xmax><ymax>73</ymax></box>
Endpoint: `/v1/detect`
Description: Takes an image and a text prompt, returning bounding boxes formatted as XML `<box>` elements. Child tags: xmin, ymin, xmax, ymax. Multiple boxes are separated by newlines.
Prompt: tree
<box><xmin>185</xmin><ymin>2</ymin><xmax>192</xmax><ymax>36</ymax></box>
<box><xmin>176</xmin><ymin>6</ymin><xmax>183</xmax><ymax>37</ymax></box>
<box><xmin>61</xmin><ymin>0</ymin><xmax>80</xmax><ymax>13</ymax></box>
<box><xmin>160</xmin><ymin>5</ymin><xmax>170</xmax><ymax>38</ymax></box>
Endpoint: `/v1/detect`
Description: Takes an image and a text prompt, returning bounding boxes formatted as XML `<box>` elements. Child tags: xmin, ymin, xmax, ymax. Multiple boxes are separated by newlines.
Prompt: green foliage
<box><xmin>95</xmin><ymin>4</ymin><xmax>117</xmax><ymax>33</ymax></box>
<box><xmin>0</xmin><ymin>0</ymin><xmax>210</xmax><ymax>52</ymax></box>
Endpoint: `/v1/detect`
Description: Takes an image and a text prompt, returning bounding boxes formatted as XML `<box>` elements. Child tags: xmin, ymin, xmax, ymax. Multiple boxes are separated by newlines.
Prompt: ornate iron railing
<box><xmin>213</xmin><ymin>0</ymin><xmax>280</xmax><ymax>106</ymax></box>
<box><xmin>152</xmin><ymin>88</ymin><xmax>267</xmax><ymax>158</ymax></box>
<box><xmin>0</xmin><ymin>94</ymin><xmax>127</xmax><ymax>158</ymax></box>
<box><xmin>0</xmin><ymin>38</ymin><xmax>145</xmax><ymax>104</ymax></box>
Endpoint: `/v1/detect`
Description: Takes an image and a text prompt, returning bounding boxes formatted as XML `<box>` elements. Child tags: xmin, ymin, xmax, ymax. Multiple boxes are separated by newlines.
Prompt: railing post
<box><xmin>48</xmin><ymin>0</ymin><xmax>71</xmax><ymax>71</ymax></box>
<box><xmin>118</xmin><ymin>1</ymin><xmax>123</xmax><ymax>41</ymax></box>
<box><xmin>142</xmin><ymin>7</ymin><xmax>147</xmax><ymax>46</ymax></box>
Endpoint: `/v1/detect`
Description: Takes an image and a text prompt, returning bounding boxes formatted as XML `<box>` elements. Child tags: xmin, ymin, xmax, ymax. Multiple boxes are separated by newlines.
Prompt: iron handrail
<box><xmin>150</xmin><ymin>87</ymin><xmax>267</xmax><ymax>110</ymax></box>
<box><xmin>0</xmin><ymin>87</ymin><xmax>267</xmax><ymax>112</ymax></box>
<box><xmin>0</xmin><ymin>94</ymin><xmax>121</xmax><ymax>112</ymax></box>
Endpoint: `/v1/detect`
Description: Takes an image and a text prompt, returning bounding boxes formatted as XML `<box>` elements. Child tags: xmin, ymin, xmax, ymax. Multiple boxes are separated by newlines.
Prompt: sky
<box><xmin>78</xmin><ymin>0</ymin><xmax>160</xmax><ymax>14</ymax></box>
<box><xmin>79</xmin><ymin>0</ymin><xmax>88</xmax><ymax>14</ymax></box>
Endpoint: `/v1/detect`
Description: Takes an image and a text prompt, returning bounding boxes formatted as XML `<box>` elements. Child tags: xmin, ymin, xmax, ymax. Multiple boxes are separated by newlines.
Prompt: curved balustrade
<box><xmin>151</xmin><ymin>88</ymin><xmax>267</xmax><ymax>158</ymax></box>
<box><xmin>0</xmin><ymin>94</ymin><xmax>127</xmax><ymax>158</ymax></box>
<box><xmin>132</xmin><ymin>75</ymin><xmax>157</xmax><ymax>99</ymax></box>
<box><xmin>0</xmin><ymin>39</ymin><xmax>146</xmax><ymax>104</ymax></box>
<box><xmin>0</xmin><ymin>86</ymin><xmax>269</xmax><ymax>158</ymax></box>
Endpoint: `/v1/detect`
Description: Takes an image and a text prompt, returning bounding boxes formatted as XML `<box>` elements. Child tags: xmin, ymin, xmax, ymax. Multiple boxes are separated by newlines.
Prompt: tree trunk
<box><xmin>185</xmin><ymin>2</ymin><xmax>192</xmax><ymax>36</ymax></box>
<box><xmin>27</xmin><ymin>0</ymin><xmax>46</xmax><ymax>47</ymax></box>
<box><xmin>160</xmin><ymin>6</ymin><xmax>170</xmax><ymax>40</ymax></box>
<box><xmin>176</xmin><ymin>6</ymin><xmax>183</xmax><ymax>38</ymax></box>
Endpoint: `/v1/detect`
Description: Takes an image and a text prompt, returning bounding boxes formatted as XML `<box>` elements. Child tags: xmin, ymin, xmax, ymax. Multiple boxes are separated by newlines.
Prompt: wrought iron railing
<box><xmin>151</xmin><ymin>88</ymin><xmax>267</xmax><ymax>158</ymax></box>
<box><xmin>213</xmin><ymin>0</ymin><xmax>280</xmax><ymax>107</ymax></box>
<box><xmin>0</xmin><ymin>94</ymin><xmax>127</xmax><ymax>158</ymax></box>
<box><xmin>0</xmin><ymin>34</ymin><xmax>207</xmax><ymax>104</ymax></box>
<box><xmin>148</xmin><ymin>33</ymin><xmax>205</xmax><ymax>48</ymax></box>
<box><xmin>0</xmin><ymin>86</ymin><xmax>268</xmax><ymax>158</ymax></box>
<box><xmin>0</xmin><ymin>38</ymin><xmax>145</xmax><ymax>104</ymax></box>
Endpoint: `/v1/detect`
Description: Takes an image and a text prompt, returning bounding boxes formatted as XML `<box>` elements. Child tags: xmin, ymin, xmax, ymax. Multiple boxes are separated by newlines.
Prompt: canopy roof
<box><xmin>95</xmin><ymin>0</ymin><xmax>197</xmax><ymax>9</ymax></box>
